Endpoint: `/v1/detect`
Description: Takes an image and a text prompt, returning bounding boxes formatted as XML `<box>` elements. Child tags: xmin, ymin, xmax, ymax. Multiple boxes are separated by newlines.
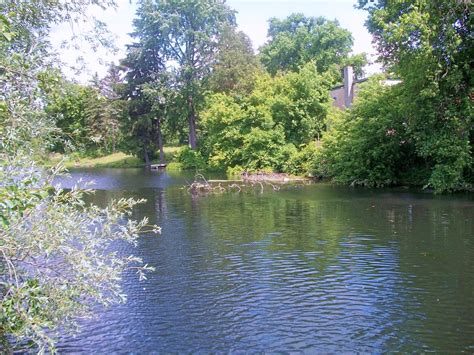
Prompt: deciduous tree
<box><xmin>207</xmin><ymin>24</ymin><xmax>260</xmax><ymax>95</ymax></box>
<box><xmin>260</xmin><ymin>13</ymin><xmax>354</xmax><ymax>75</ymax></box>
<box><xmin>133</xmin><ymin>0</ymin><xmax>236</xmax><ymax>150</ymax></box>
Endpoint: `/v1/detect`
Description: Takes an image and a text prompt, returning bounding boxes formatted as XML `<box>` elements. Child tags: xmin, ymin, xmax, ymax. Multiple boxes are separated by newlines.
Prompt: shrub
<box><xmin>283</xmin><ymin>143</ymin><xmax>320</xmax><ymax>176</ymax></box>
<box><xmin>317</xmin><ymin>77</ymin><xmax>413</xmax><ymax>187</ymax></box>
<box><xmin>240</xmin><ymin>127</ymin><xmax>287</xmax><ymax>171</ymax></box>
<box><xmin>177</xmin><ymin>147</ymin><xmax>207</xmax><ymax>170</ymax></box>
<box><xmin>200</xmin><ymin>92</ymin><xmax>288</xmax><ymax>172</ymax></box>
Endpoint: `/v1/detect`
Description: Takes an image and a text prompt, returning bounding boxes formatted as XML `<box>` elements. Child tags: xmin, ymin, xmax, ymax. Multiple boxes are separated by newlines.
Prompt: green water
<box><xmin>57</xmin><ymin>168</ymin><xmax>474</xmax><ymax>352</ymax></box>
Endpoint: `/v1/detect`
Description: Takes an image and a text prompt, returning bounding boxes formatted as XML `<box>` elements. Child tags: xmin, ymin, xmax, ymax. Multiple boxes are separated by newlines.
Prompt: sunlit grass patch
<box><xmin>44</xmin><ymin>146</ymin><xmax>185</xmax><ymax>169</ymax></box>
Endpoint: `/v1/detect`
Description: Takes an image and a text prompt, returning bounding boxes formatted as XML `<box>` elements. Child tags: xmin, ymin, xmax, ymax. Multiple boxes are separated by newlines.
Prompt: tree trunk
<box><xmin>187</xmin><ymin>95</ymin><xmax>197</xmax><ymax>150</ymax></box>
<box><xmin>144</xmin><ymin>147</ymin><xmax>151</xmax><ymax>168</ymax></box>
<box><xmin>156</xmin><ymin>118</ymin><xmax>165</xmax><ymax>163</ymax></box>
<box><xmin>112</xmin><ymin>126</ymin><xmax>116</xmax><ymax>153</ymax></box>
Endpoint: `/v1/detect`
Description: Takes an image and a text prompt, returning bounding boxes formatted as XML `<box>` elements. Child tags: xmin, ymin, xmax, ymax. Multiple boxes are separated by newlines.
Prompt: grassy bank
<box><xmin>46</xmin><ymin>147</ymin><xmax>184</xmax><ymax>169</ymax></box>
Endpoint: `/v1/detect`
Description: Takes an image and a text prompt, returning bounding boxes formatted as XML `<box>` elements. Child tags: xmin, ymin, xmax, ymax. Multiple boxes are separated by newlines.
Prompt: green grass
<box><xmin>67</xmin><ymin>153</ymin><xmax>143</xmax><ymax>168</ymax></box>
<box><xmin>45</xmin><ymin>146</ymin><xmax>185</xmax><ymax>169</ymax></box>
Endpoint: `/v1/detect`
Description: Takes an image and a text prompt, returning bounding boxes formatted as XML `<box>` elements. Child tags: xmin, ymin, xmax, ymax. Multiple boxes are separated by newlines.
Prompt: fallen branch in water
<box><xmin>184</xmin><ymin>173</ymin><xmax>297</xmax><ymax>195</ymax></box>
<box><xmin>241</xmin><ymin>171</ymin><xmax>309</xmax><ymax>184</ymax></box>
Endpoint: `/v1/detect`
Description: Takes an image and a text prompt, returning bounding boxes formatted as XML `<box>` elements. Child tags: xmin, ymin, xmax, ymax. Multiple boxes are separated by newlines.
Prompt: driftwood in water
<box><xmin>185</xmin><ymin>173</ymin><xmax>309</xmax><ymax>195</ymax></box>
<box><xmin>241</xmin><ymin>171</ymin><xmax>309</xmax><ymax>183</ymax></box>
<box><xmin>186</xmin><ymin>174</ymin><xmax>244</xmax><ymax>195</ymax></box>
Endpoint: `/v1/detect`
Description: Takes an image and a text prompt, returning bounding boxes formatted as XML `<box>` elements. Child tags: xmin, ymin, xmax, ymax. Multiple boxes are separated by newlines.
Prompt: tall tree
<box><xmin>260</xmin><ymin>13</ymin><xmax>354</xmax><ymax>75</ymax></box>
<box><xmin>358</xmin><ymin>0</ymin><xmax>473</xmax><ymax>191</ymax></box>
<box><xmin>119</xmin><ymin>42</ymin><xmax>165</xmax><ymax>165</ymax></box>
<box><xmin>98</xmin><ymin>63</ymin><xmax>123</xmax><ymax>152</ymax></box>
<box><xmin>207</xmin><ymin>24</ymin><xmax>260</xmax><ymax>94</ymax></box>
<box><xmin>133</xmin><ymin>0</ymin><xmax>236</xmax><ymax>150</ymax></box>
<box><xmin>141</xmin><ymin>73</ymin><xmax>177</xmax><ymax>164</ymax></box>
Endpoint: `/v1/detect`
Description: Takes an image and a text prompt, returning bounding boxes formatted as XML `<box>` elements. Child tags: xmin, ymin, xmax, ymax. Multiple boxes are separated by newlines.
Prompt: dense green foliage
<box><xmin>259</xmin><ymin>13</ymin><xmax>367</xmax><ymax>79</ymax></box>
<box><xmin>258</xmin><ymin>63</ymin><xmax>334</xmax><ymax>145</ymax></box>
<box><xmin>46</xmin><ymin>80</ymin><xmax>121</xmax><ymax>155</ymax></box>
<box><xmin>354</xmin><ymin>0</ymin><xmax>473</xmax><ymax>191</ymax></box>
<box><xmin>199</xmin><ymin>65</ymin><xmax>333</xmax><ymax>172</ymax></box>
<box><xmin>283</xmin><ymin>0</ymin><xmax>473</xmax><ymax>192</ymax></box>
<box><xmin>200</xmin><ymin>92</ymin><xmax>287</xmax><ymax>171</ymax></box>
<box><xmin>326</xmin><ymin>0</ymin><xmax>474</xmax><ymax>191</ymax></box>
<box><xmin>316</xmin><ymin>78</ymin><xmax>414</xmax><ymax>186</ymax></box>
<box><xmin>0</xmin><ymin>1</ymin><xmax>157</xmax><ymax>352</ymax></box>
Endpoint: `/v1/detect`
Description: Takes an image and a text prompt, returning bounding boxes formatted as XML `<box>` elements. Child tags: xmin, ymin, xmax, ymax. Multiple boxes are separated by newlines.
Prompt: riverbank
<box><xmin>45</xmin><ymin>147</ymin><xmax>184</xmax><ymax>169</ymax></box>
<box><xmin>43</xmin><ymin>151</ymin><xmax>472</xmax><ymax>193</ymax></box>
<box><xmin>44</xmin><ymin>151</ymin><xmax>310</xmax><ymax>182</ymax></box>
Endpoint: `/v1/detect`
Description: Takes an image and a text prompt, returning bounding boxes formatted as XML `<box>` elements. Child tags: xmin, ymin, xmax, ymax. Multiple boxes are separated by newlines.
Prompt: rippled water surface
<box><xmin>56</xmin><ymin>169</ymin><xmax>474</xmax><ymax>352</ymax></box>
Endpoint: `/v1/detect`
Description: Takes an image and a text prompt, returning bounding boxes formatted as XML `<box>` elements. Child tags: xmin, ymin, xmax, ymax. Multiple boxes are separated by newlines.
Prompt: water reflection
<box><xmin>57</xmin><ymin>169</ymin><xmax>474</xmax><ymax>352</ymax></box>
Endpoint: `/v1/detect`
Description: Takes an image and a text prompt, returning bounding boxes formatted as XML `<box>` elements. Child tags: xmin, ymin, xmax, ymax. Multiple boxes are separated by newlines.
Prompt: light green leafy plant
<box><xmin>0</xmin><ymin>160</ymin><xmax>159</xmax><ymax>352</ymax></box>
<box><xmin>0</xmin><ymin>1</ymin><xmax>160</xmax><ymax>352</ymax></box>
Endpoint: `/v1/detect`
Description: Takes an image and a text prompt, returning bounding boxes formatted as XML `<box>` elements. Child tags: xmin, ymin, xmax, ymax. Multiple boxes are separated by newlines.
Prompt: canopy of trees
<box><xmin>298</xmin><ymin>0</ymin><xmax>472</xmax><ymax>192</ymax></box>
<box><xmin>32</xmin><ymin>1</ymin><xmax>471</xmax><ymax>192</ymax></box>
<box><xmin>46</xmin><ymin>78</ymin><xmax>121</xmax><ymax>155</ymax></box>
<box><xmin>198</xmin><ymin>63</ymin><xmax>334</xmax><ymax>172</ymax></box>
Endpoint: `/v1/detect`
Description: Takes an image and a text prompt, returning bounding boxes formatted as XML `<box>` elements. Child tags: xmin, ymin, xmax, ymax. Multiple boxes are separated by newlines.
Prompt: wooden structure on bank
<box><xmin>150</xmin><ymin>163</ymin><xmax>167</xmax><ymax>170</ymax></box>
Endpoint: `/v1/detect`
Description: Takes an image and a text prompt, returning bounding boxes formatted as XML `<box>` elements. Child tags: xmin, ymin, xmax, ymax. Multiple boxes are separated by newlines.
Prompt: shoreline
<box><xmin>42</xmin><ymin>153</ymin><xmax>473</xmax><ymax>194</ymax></box>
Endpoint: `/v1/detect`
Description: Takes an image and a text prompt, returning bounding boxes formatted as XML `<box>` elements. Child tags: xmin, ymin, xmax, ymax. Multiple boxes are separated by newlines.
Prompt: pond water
<box><xmin>56</xmin><ymin>168</ymin><xmax>474</xmax><ymax>353</ymax></box>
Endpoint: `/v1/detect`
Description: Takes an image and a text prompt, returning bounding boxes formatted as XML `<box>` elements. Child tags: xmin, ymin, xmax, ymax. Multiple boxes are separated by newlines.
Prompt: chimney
<box><xmin>343</xmin><ymin>66</ymin><xmax>354</xmax><ymax>108</ymax></box>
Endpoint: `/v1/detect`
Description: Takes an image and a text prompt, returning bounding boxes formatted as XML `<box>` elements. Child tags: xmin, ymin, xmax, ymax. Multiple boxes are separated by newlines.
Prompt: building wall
<box><xmin>330</xmin><ymin>75</ymin><xmax>401</xmax><ymax>109</ymax></box>
<box><xmin>330</xmin><ymin>86</ymin><xmax>346</xmax><ymax>109</ymax></box>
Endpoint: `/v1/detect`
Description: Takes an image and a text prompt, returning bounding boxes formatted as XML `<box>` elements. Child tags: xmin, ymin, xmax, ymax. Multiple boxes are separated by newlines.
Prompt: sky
<box><xmin>50</xmin><ymin>0</ymin><xmax>380</xmax><ymax>82</ymax></box>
